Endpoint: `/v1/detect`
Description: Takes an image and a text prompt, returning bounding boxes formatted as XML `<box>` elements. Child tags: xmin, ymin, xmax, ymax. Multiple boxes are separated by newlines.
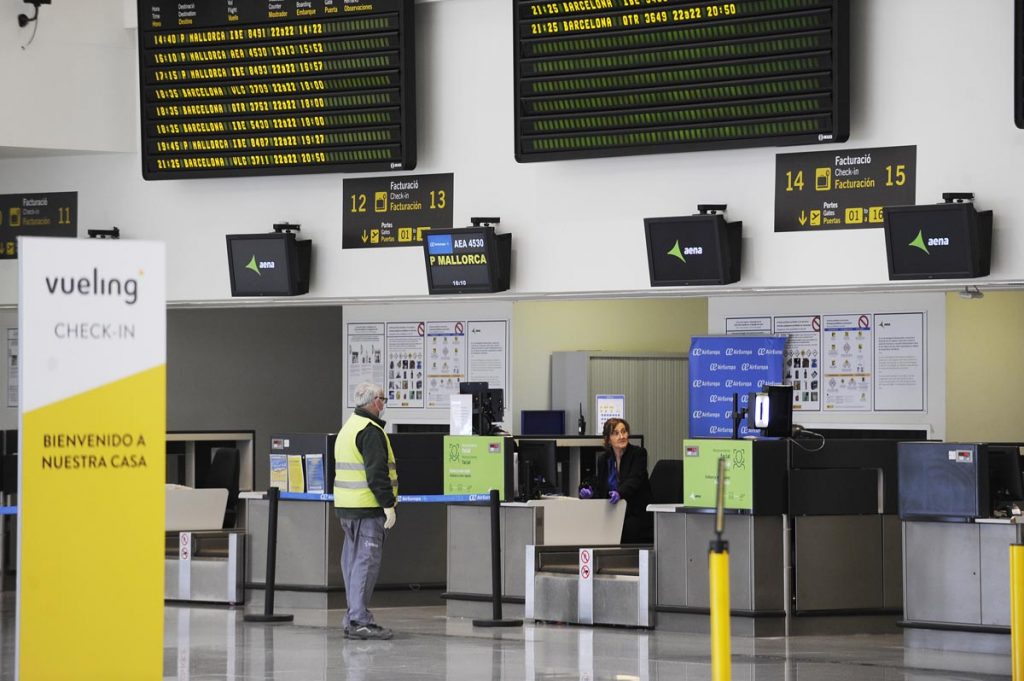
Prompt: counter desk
<box><xmin>244</xmin><ymin>493</ymin><xmax>447</xmax><ymax>609</ymax></box>
<box><xmin>445</xmin><ymin>497</ymin><xmax>625</xmax><ymax>619</ymax></box>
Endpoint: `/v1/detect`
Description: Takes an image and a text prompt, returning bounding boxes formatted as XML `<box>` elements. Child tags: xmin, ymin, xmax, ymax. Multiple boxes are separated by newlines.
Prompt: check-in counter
<box><xmin>654</xmin><ymin>438</ymin><xmax>903</xmax><ymax>636</ymax></box>
<box><xmin>899</xmin><ymin>441</ymin><xmax>1023</xmax><ymax>654</ymax></box>
<box><xmin>445</xmin><ymin>497</ymin><xmax>625</xmax><ymax>619</ymax></box>
<box><xmin>245</xmin><ymin>494</ymin><xmax>448</xmax><ymax>609</ymax></box>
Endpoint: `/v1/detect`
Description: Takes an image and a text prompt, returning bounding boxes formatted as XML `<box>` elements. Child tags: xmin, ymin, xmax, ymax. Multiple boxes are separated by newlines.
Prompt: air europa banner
<box><xmin>17</xmin><ymin>237</ymin><xmax>165</xmax><ymax>680</ymax></box>
<box><xmin>688</xmin><ymin>336</ymin><xmax>785</xmax><ymax>438</ymax></box>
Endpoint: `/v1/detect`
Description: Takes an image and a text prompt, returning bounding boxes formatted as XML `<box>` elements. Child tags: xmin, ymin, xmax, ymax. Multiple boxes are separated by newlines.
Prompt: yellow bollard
<box><xmin>1012</xmin><ymin>544</ymin><xmax>1024</xmax><ymax>681</ymax></box>
<box><xmin>709</xmin><ymin>544</ymin><xmax>731</xmax><ymax>681</ymax></box>
<box><xmin>708</xmin><ymin>455</ymin><xmax>731</xmax><ymax>681</ymax></box>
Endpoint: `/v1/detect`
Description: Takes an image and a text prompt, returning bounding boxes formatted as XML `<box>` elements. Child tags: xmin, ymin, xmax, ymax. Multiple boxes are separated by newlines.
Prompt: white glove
<box><xmin>383</xmin><ymin>506</ymin><xmax>397</xmax><ymax>530</ymax></box>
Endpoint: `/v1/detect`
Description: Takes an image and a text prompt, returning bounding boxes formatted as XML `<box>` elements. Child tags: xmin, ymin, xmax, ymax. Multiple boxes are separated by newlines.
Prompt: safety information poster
<box><xmin>725</xmin><ymin>311</ymin><xmax>925</xmax><ymax>412</ymax></box>
<box><xmin>385</xmin><ymin>322</ymin><xmax>426</xmax><ymax>408</ymax></box>
<box><xmin>874</xmin><ymin>313</ymin><xmax>925</xmax><ymax>411</ymax></box>
<box><xmin>774</xmin><ymin>316</ymin><xmax>821</xmax><ymax>411</ymax></box>
<box><xmin>822</xmin><ymin>314</ymin><xmax>873</xmax><ymax>411</ymax></box>
<box><xmin>425</xmin><ymin>321</ymin><xmax>467</xmax><ymax>408</ymax></box>
<box><xmin>345</xmin><ymin>316</ymin><xmax>509</xmax><ymax>414</ymax></box>
<box><xmin>467</xmin><ymin>320</ymin><xmax>508</xmax><ymax>392</ymax></box>
<box><xmin>346</xmin><ymin>323</ymin><xmax>385</xmax><ymax>402</ymax></box>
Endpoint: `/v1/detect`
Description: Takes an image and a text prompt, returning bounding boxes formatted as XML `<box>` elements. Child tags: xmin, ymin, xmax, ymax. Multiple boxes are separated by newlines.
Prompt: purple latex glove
<box><xmin>578</xmin><ymin>485</ymin><xmax>594</xmax><ymax>499</ymax></box>
<box><xmin>609</xmin><ymin>490</ymin><xmax>621</xmax><ymax>504</ymax></box>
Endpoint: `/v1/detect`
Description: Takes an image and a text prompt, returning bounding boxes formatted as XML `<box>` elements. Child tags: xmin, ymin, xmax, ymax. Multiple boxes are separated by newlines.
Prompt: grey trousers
<box><xmin>339</xmin><ymin>515</ymin><xmax>385</xmax><ymax>628</ymax></box>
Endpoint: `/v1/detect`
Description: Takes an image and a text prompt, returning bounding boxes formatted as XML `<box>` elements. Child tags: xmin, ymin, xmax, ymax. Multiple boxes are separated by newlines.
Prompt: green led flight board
<box><xmin>514</xmin><ymin>0</ymin><xmax>849</xmax><ymax>162</ymax></box>
<box><xmin>137</xmin><ymin>0</ymin><xmax>415</xmax><ymax>180</ymax></box>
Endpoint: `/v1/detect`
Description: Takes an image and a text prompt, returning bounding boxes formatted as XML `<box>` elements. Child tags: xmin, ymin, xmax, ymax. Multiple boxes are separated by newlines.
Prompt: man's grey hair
<box><xmin>353</xmin><ymin>382</ymin><xmax>382</xmax><ymax>407</ymax></box>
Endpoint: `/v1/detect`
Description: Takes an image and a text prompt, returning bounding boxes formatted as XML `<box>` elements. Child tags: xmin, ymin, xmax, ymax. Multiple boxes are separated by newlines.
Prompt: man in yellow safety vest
<box><xmin>333</xmin><ymin>382</ymin><xmax>399</xmax><ymax>640</ymax></box>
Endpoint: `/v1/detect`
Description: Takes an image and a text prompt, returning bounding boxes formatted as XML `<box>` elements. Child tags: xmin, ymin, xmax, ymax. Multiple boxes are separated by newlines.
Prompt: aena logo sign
<box><xmin>909</xmin><ymin>230</ymin><xmax>950</xmax><ymax>255</ymax></box>
<box><xmin>667</xmin><ymin>240</ymin><xmax>702</xmax><ymax>263</ymax></box>
<box><xmin>244</xmin><ymin>255</ymin><xmax>276</xmax><ymax>276</ymax></box>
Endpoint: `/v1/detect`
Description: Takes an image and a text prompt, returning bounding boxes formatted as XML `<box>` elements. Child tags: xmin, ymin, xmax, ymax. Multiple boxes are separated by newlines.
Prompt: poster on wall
<box><xmin>6</xmin><ymin>328</ymin><xmax>15</xmax><ymax>408</ymax></box>
<box><xmin>773</xmin><ymin>316</ymin><xmax>822</xmax><ymax>411</ymax></box>
<box><xmin>595</xmin><ymin>394</ymin><xmax>625</xmax><ymax>435</ymax></box>
<box><xmin>425</xmin><ymin>321</ymin><xmax>467</xmax><ymax>408</ymax></box>
<box><xmin>385</xmin><ymin>322</ymin><xmax>426</xmax><ymax>408</ymax></box>
<box><xmin>725</xmin><ymin>317</ymin><xmax>771</xmax><ymax>335</ymax></box>
<box><xmin>346</xmin><ymin>323</ymin><xmax>385</xmax><ymax>403</ymax></box>
<box><xmin>467</xmin><ymin>320</ymin><xmax>508</xmax><ymax>391</ymax></box>
<box><xmin>822</xmin><ymin>314</ymin><xmax>873</xmax><ymax>411</ymax></box>
<box><xmin>874</xmin><ymin>313</ymin><xmax>925</xmax><ymax>411</ymax></box>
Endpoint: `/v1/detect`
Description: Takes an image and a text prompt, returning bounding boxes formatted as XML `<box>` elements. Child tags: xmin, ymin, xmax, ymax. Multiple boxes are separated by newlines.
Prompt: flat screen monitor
<box><xmin>747</xmin><ymin>385</ymin><xmax>793</xmax><ymax>438</ymax></box>
<box><xmin>883</xmin><ymin>203</ymin><xmax>992</xmax><ymax>280</ymax></box>
<box><xmin>423</xmin><ymin>226</ymin><xmax>512</xmax><ymax>294</ymax></box>
<box><xmin>459</xmin><ymin>382</ymin><xmax>505</xmax><ymax>435</ymax></box>
<box><xmin>516</xmin><ymin>439</ymin><xmax>558</xmax><ymax>500</ymax></box>
<box><xmin>520</xmin><ymin>410</ymin><xmax>566</xmax><ymax>436</ymax></box>
<box><xmin>644</xmin><ymin>214</ymin><xmax>742</xmax><ymax>286</ymax></box>
<box><xmin>226</xmin><ymin>232</ymin><xmax>312</xmax><ymax>296</ymax></box>
<box><xmin>988</xmin><ymin>445</ymin><xmax>1024</xmax><ymax>510</ymax></box>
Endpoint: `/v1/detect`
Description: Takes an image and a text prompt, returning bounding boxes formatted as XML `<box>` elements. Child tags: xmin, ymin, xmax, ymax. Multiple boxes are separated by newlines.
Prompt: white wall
<box><xmin>1</xmin><ymin>0</ymin><xmax>1023</xmax><ymax>307</ymax></box>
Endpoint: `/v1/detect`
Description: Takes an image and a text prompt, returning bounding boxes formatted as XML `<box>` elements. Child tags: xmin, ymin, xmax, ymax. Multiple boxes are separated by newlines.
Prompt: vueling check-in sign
<box><xmin>17</xmin><ymin>237</ymin><xmax>166</xmax><ymax>681</ymax></box>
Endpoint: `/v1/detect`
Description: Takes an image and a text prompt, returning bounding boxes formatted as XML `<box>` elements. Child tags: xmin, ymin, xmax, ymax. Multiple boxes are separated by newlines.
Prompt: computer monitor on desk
<box><xmin>516</xmin><ymin>439</ymin><xmax>559</xmax><ymax>500</ymax></box>
<box><xmin>988</xmin><ymin>445</ymin><xmax>1024</xmax><ymax>514</ymax></box>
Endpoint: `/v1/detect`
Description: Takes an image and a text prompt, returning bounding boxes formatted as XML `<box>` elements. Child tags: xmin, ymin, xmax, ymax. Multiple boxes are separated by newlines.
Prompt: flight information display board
<box><xmin>513</xmin><ymin>0</ymin><xmax>849</xmax><ymax>162</ymax></box>
<box><xmin>137</xmin><ymin>0</ymin><xmax>415</xmax><ymax>180</ymax></box>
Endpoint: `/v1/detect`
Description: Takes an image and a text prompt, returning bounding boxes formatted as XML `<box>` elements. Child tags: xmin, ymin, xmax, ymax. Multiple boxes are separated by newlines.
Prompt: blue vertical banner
<box><xmin>688</xmin><ymin>336</ymin><xmax>786</xmax><ymax>438</ymax></box>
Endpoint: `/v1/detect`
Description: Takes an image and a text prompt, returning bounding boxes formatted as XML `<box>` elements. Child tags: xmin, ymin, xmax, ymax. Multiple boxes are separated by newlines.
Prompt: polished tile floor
<box><xmin>0</xmin><ymin>592</ymin><xmax>1013</xmax><ymax>680</ymax></box>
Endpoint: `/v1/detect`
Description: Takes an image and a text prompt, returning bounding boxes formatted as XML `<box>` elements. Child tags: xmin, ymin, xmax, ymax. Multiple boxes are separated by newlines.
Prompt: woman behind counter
<box><xmin>586</xmin><ymin>417</ymin><xmax>653</xmax><ymax>544</ymax></box>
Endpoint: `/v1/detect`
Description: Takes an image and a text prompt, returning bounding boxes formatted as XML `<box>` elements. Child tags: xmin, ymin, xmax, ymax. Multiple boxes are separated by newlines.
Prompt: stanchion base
<box><xmin>243</xmin><ymin>613</ymin><xmax>295</xmax><ymax>623</ymax></box>
<box><xmin>472</xmin><ymin>619</ymin><xmax>523</xmax><ymax>627</ymax></box>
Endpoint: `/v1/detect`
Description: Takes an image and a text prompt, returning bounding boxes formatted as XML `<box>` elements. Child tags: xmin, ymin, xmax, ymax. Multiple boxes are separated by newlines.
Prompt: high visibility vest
<box><xmin>333</xmin><ymin>414</ymin><xmax>398</xmax><ymax>508</ymax></box>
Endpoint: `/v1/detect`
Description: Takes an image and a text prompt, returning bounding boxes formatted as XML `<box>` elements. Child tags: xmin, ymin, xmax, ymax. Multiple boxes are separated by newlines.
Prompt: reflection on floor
<box><xmin>0</xmin><ymin>592</ymin><xmax>1013</xmax><ymax>680</ymax></box>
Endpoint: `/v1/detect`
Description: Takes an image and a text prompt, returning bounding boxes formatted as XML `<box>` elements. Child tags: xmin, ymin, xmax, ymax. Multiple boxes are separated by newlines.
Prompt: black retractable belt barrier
<box><xmin>244</xmin><ymin>486</ymin><xmax>294</xmax><ymax>623</ymax></box>
<box><xmin>473</xmin><ymin>489</ymin><xmax>522</xmax><ymax>627</ymax></box>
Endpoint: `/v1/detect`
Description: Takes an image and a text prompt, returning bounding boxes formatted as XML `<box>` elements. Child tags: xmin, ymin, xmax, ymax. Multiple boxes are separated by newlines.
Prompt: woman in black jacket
<box><xmin>591</xmin><ymin>417</ymin><xmax>653</xmax><ymax>544</ymax></box>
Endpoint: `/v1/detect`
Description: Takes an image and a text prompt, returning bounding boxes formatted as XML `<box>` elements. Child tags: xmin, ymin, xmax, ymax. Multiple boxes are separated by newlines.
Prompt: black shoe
<box><xmin>346</xmin><ymin>622</ymin><xmax>393</xmax><ymax>640</ymax></box>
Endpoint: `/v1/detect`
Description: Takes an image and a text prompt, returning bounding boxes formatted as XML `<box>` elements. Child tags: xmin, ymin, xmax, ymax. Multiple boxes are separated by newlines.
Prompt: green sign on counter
<box><xmin>682</xmin><ymin>439</ymin><xmax>754</xmax><ymax>511</ymax></box>
<box><xmin>443</xmin><ymin>435</ymin><xmax>507</xmax><ymax>498</ymax></box>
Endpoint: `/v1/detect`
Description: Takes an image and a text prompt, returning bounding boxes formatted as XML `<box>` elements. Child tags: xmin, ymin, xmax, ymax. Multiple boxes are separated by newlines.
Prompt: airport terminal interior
<box><xmin>5</xmin><ymin>0</ymin><xmax>1024</xmax><ymax>679</ymax></box>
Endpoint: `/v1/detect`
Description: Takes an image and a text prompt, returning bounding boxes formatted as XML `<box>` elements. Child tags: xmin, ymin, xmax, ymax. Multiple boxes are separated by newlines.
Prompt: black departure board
<box><xmin>513</xmin><ymin>0</ymin><xmax>849</xmax><ymax>162</ymax></box>
<box><xmin>137</xmin><ymin>0</ymin><xmax>415</xmax><ymax>180</ymax></box>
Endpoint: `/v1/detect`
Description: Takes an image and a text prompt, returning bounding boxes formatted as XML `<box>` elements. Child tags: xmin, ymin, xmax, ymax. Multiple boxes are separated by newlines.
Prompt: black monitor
<box><xmin>747</xmin><ymin>385</ymin><xmax>794</xmax><ymax>438</ymax></box>
<box><xmin>988</xmin><ymin>445</ymin><xmax>1024</xmax><ymax>511</ymax></box>
<box><xmin>644</xmin><ymin>213</ymin><xmax>742</xmax><ymax>286</ymax></box>
<box><xmin>459</xmin><ymin>382</ymin><xmax>505</xmax><ymax>435</ymax></box>
<box><xmin>516</xmin><ymin>439</ymin><xmax>558</xmax><ymax>500</ymax></box>
<box><xmin>883</xmin><ymin>202</ymin><xmax>992</xmax><ymax>280</ymax></box>
<box><xmin>226</xmin><ymin>232</ymin><xmax>312</xmax><ymax>296</ymax></box>
<box><xmin>423</xmin><ymin>225</ymin><xmax>512</xmax><ymax>294</ymax></box>
<box><xmin>520</xmin><ymin>410</ymin><xmax>565</xmax><ymax>436</ymax></box>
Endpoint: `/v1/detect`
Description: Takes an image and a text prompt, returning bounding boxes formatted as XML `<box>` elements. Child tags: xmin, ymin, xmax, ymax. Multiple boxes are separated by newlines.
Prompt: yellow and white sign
<box><xmin>17</xmin><ymin>236</ymin><xmax>165</xmax><ymax>680</ymax></box>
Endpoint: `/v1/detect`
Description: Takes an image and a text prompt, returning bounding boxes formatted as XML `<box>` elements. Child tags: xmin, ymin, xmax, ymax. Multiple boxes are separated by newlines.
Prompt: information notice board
<box><xmin>136</xmin><ymin>0</ymin><xmax>416</xmax><ymax>180</ymax></box>
<box><xmin>513</xmin><ymin>0</ymin><xmax>849</xmax><ymax>162</ymax></box>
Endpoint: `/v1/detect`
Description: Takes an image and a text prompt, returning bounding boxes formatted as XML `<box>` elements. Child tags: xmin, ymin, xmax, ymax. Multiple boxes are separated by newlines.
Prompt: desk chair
<box><xmin>649</xmin><ymin>459</ymin><xmax>683</xmax><ymax>504</ymax></box>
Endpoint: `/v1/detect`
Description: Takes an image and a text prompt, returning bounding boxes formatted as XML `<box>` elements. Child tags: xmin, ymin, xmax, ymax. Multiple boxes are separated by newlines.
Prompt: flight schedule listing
<box><xmin>514</xmin><ymin>0</ymin><xmax>849</xmax><ymax>162</ymax></box>
<box><xmin>137</xmin><ymin>0</ymin><xmax>415</xmax><ymax>180</ymax></box>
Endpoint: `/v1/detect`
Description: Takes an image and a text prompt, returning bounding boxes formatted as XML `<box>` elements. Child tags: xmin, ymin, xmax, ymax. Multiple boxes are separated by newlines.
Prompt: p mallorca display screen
<box><xmin>226</xmin><ymin>233</ymin><xmax>305</xmax><ymax>296</ymax></box>
<box><xmin>513</xmin><ymin>0</ymin><xmax>849</xmax><ymax>162</ymax></box>
<box><xmin>884</xmin><ymin>204</ymin><xmax>987</xmax><ymax>280</ymax></box>
<box><xmin>423</xmin><ymin>227</ymin><xmax>510</xmax><ymax>294</ymax></box>
<box><xmin>136</xmin><ymin>0</ymin><xmax>416</xmax><ymax>180</ymax></box>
